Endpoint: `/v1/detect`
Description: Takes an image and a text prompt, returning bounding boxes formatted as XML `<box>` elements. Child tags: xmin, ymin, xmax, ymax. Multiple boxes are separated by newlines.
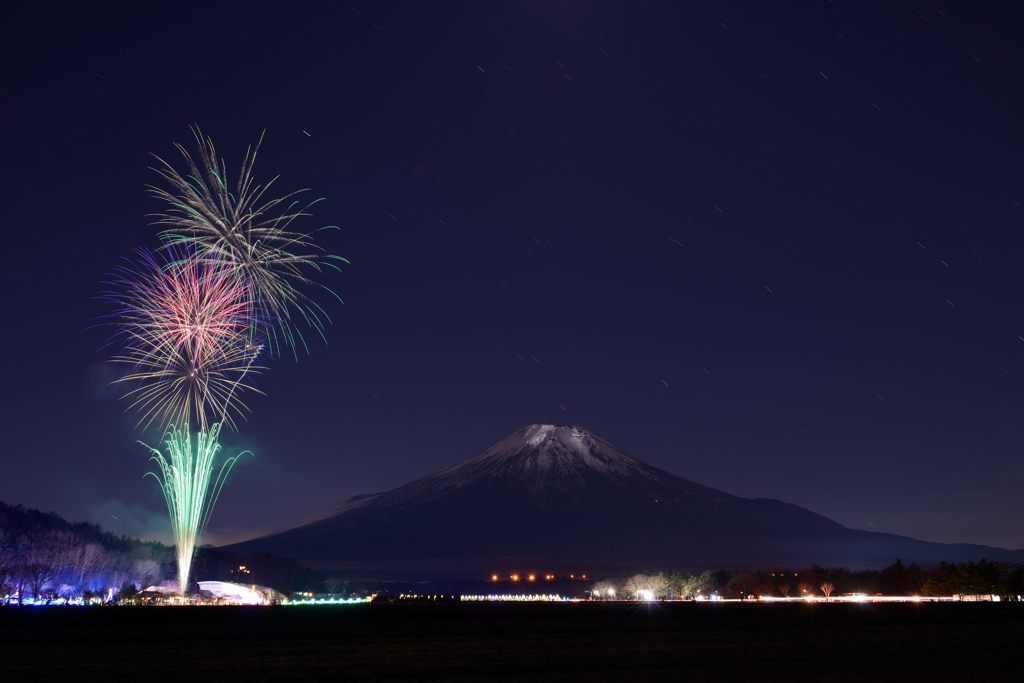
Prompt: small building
<box><xmin>197</xmin><ymin>580</ymin><xmax>285</xmax><ymax>605</ymax></box>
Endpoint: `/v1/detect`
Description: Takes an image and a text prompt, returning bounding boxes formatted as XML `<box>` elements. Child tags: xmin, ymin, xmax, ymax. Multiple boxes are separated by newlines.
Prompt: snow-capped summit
<box><xmin>450</xmin><ymin>423</ymin><xmax>648</xmax><ymax>482</ymax></box>
<box><xmin>378</xmin><ymin>423</ymin><xmax>725</xmax><ymax>505</ymax></box>
<box><xmin>523</xmin><ymin>423</ymin><xmax>587</xmax><ymax>448</ymax></box>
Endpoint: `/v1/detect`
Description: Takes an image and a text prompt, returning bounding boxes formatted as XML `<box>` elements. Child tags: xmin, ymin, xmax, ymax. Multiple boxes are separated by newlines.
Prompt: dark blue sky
<box><xmin>2</xmin><ymin>1</ymin><xmax>1023</xmax><ymax>549</ymax></box>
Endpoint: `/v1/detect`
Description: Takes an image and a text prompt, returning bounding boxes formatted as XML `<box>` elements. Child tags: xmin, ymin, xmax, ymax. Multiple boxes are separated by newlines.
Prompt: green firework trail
<box><xmin>142</xmin><ymin>423</ymin><xmax>250</xmax><ymax>593</ymax></box>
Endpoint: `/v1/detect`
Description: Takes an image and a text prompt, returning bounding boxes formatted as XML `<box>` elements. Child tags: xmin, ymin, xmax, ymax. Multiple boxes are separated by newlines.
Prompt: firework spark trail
<box><xmin>112</xmin><ymin>336</ymin><xmax>263</xmax><ymax>432</ymax></box>
<box><xmin>110</xmin><ymin>249</ymin><xmax>254</xmax><ymax>368</ymax></box>
<box><xmin>148</xmin><ymin>126</ymin><xmax>348</xmax><ymax>359</ymax></box>
<box><xmin>143</xmin><ymin>424</ymin><xmax>250</xmax><ymax>593</ymax></box>
<box><xmin>104</xmin><ymin>248</ymin><xmax>264</xmax><ymax>432</ymax></box>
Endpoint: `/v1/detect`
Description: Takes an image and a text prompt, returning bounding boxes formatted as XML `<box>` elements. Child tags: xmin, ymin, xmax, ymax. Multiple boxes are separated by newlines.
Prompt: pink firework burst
<box><xmin>105</xmin><ymin>248</ymin><xmax>264</xmax><ymax>432</ymax></box>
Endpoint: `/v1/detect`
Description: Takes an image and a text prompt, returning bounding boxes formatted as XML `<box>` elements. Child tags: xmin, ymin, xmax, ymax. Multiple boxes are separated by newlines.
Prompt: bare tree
<box><xmin>132</xmin><ymin>559</ymin><xmax>162</xmax><ymax>588</ymax></box>
<box><xmin>623</xmin><ymin>574</ymin><xmax>647</xmax><ymax>599</ymax></box>
<box><xmin>74</xmin><ymin>543</ymin><xmax>106</xmax><ymax>588</ymax></box>
<box><xmin>778</xmin><ymin>582</ymin><xmax>791</xmax><ymax>597</ymax></box>
<box><xmin>0</xmin><ymin>567</ymin><xmax>9</xmax><ymax>602</ymax></box>
<box><xmin>24</xmin><ymin>535</ymin><xmax>60</xmax><ymax>600</ymax></box>
<box><xmin>11</xmin><ymin>565</ymin><xmax>30</xmax><ymax>604</ymax></box>
<box><xmin>0</xmin><ymin>529</ymin><xmax>12</xmax><ymax>601</ymax></box>
<box><xmin>820</xmin><ymin>582</ymin><xmax>835</xmax><ymax>599</ymax></box>
<box><xmin>25</xmin><ymin>564</ymin><xmax>52</xmax><ymax>600</ymax></box>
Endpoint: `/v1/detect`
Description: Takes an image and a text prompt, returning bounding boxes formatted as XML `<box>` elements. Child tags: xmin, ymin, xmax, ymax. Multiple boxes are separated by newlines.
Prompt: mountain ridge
<box><xmin>224</xmin><ymin>424</ymin><xmax>1023</xmax><ymax>576</ymax></box>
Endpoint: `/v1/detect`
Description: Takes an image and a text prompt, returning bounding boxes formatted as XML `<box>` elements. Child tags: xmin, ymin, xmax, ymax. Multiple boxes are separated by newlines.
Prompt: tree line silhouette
<box><xmin>0</xmin><ymin>502</ymin><xmax>318</xmax><ymax>602</ymax></box>
<box><xmin>596</xmin><ymin>561</ymin><xmax>1024</xmax><ymax>600</ymax></box>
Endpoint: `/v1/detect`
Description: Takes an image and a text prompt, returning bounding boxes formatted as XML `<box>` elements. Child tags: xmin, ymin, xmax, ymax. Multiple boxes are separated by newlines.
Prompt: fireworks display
<box><xmin>149</xmin><ymin>127</ymin><xmax>348</xmax><ymax>358</ymax></box>
<box><xmin>105</xmin><ymin>248</ymin><xmax>263</xmax><ymax>432</ymax></box>
<box><xmin>143</xmin><ymin>423</ymin><xmax>250</xmax><ymax>593</ymax></box>
<box><xmin>105</xmin><ymin>129</ymin><xmax>341</xmax><ymax>592</ymax></box>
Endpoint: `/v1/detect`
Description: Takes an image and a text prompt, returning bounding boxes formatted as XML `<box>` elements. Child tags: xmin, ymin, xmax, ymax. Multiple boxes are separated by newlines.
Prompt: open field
<box><xmin>1</xmin><ymin>602</ymin><xmax>1022</xmax><ymax>681</ymax></box>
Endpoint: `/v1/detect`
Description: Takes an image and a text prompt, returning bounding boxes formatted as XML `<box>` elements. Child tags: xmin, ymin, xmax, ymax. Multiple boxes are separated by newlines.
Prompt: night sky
<box><xmin>2</xmin><ymin>1</ymin><xmax>1023</xmax><ymax>550</ymax></box>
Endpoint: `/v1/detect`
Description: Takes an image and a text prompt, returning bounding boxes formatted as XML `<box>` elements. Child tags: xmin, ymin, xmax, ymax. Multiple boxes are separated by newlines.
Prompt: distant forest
<box><xmin>0</xmin><ymin>502</ymin><xmax>319</xmax><ymax>603</ymax></box>
<box><xmin>599</xmin><ymin>560</ymin><xmax>1024</xmax><ymax>601</ymax></box>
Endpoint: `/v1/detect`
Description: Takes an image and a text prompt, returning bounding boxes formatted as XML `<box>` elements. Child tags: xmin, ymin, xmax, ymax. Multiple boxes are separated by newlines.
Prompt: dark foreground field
<box><xmin>1</xmin><ymin>602</ymin><xmax>1022</xmax><ymax>681</ymax></box>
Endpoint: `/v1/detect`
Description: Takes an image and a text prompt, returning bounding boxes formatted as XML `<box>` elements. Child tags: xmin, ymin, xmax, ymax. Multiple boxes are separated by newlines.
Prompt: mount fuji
<box><xmin>224</xmin><ymin>424</ymin><xmax>1024</xmax><ymax>576</ymax></box>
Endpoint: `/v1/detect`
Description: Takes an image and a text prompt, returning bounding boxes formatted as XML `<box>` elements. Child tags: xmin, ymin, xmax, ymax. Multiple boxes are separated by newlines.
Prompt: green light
<box><xmin>282</xmin><ymin>597</ymin><xmax>374</xmax><ymax>606</ymax></box>
<box><xmin>142</xmin><ymin>423</ymin><xmax>249</xmax><ymax>593</ymax></box>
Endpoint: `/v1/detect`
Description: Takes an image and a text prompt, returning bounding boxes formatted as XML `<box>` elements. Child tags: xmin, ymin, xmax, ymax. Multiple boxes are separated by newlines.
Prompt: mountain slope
<box><xmin>225</xmin><ymin>424</ymin><xmax>1024</xmax><ymax>576</ymax></box>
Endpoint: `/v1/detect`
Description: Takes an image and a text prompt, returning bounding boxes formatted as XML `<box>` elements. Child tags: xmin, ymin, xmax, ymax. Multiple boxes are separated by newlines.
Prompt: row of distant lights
<box><xmin>462</xmin><ymin>594</ymin><xmax>569</xmax><ymax>602</ymax></box>
<box><xmin>490</xmin><ymin>573</ymin><xmax>588</xmax><ymax>583</ymax></box>
<box><xmin>283</xmin><ymin>596</ymin><xmax>373</xmax><ymax>606</ymax></box>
